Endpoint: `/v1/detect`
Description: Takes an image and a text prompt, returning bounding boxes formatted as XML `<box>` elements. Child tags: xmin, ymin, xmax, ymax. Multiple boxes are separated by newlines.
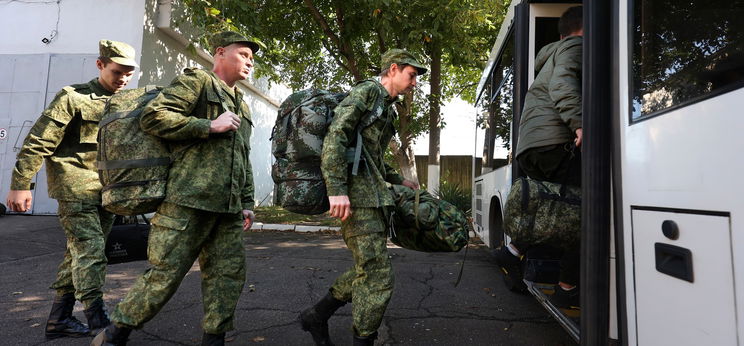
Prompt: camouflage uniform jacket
<box><xmin>10</xmin><ymin>78</ymin><xmax>113</xmax><ymax>202</ymax></box>
<box><xmin>321</xmin><ymin>79</ymin><xmax>404</xmax><ymax>208</ymax></box>
<box><xmin>140</xmin><ymin>68</ymin><xmax>254</xmax><ymax>213</ymax></box>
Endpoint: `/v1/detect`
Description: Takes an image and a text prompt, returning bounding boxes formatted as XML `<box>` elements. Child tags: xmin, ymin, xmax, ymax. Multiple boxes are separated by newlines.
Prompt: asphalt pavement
<box><xmin>0</xmin><ymin>215</ymin><xmax>574</xmax><ymax>345</ymax></box>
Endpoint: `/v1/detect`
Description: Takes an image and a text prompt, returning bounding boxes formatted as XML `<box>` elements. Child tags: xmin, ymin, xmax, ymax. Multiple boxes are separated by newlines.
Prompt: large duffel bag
<box><xmin>503</xmin><ymin>176</ymin><xmax>581</xmax><ymax>246</ymax></box>
<box><xmin>388</xmin><ymin>185</ymin><xmax>471</xmax><ymax>252</ymax></box>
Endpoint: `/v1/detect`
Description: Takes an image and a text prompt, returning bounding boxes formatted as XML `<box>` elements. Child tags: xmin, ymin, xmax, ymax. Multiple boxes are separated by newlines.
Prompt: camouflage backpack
<box><xmin>97</xmin><ymin>86</ymin><xmax>170</xmax><ymax>215</ymax></box>
<box><xmin>503</xmin><ymin>176</ymin><xmax>581</xmax><ymax>246</ymax></box>
<box><xmin>388</xmin><ymin>184</ymin><xmax>471</xmax><ymax>252</ymax></box>
<box><xmin>270</xmin><ymin>89</ymin><xmax>347</xmax><ymax>214</ymax></box>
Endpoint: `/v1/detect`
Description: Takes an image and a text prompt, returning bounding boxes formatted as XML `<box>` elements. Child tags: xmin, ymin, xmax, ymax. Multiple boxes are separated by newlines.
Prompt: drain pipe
<box><xmin>155</xmin><ymin>0</ymin><xmax>280</xmax><ymax>107</ymax></box>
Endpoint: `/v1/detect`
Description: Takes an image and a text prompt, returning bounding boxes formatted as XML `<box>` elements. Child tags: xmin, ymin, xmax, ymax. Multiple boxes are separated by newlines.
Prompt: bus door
<box><xmin>517</xmin><ymin>2</ymin><xmax>584</xmax><ymax>342</ymax></box>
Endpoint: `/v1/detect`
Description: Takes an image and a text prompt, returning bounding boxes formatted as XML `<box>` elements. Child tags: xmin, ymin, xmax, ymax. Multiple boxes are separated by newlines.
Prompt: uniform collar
<box><xmin>89</xmin><ymin>78</ymin><xmax>114</xmax><ymax>97</ymax></box>
<box><xmin>208</xmin><ymin>70</ymin><xmax>242</xmax><ymax>99</ymax></box>
<box><xmin>371</xmin><ymin>78</ymin><xmax>398</xmax><ymax>106</ymax></box>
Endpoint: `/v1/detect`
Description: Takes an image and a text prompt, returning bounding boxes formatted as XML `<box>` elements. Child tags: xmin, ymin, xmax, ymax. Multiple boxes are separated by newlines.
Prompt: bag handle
<box><xmin>453</xmin><ymin>244</ymin><xmax>469</xmax><ymax>287</ymax></box>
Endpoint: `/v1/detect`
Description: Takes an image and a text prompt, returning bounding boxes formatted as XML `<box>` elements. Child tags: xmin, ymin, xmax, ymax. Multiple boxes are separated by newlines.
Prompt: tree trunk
<box><xmin>427</xmin><ymin>41</ymin><xmax>442</xmax><ymax>194</ymax></box>
<box><xmin>392</xmin><ymin>92</ymin><xmax>418</xmax><ymax>183</ymax></box>
<box><xmin>389</xmin><ymin>138</ymin><xmax>418</xmax><ymax>182</ymax></box>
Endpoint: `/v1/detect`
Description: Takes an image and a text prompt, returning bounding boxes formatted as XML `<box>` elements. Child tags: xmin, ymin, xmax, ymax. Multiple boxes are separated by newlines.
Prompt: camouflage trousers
<box><xmin>110</xmin><ymin>202</ymin><xmax>246</xmax><ymax>334</ymax></box>
<box><xmin>330</xmin><ymin>208</ymin><xmax>393</xmax><ymax>337</ymax></box>
<box><xmin>50</xmin><ymin>200</ymin><xmax>114</xmax><ymax>308</ymax></box>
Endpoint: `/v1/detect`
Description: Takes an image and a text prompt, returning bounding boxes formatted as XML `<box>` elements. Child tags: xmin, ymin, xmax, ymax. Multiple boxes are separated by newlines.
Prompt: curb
<box><xmin>250</xmin><ymin>222</ymin><xmax>340</xmax><ymax>233</ymax></box>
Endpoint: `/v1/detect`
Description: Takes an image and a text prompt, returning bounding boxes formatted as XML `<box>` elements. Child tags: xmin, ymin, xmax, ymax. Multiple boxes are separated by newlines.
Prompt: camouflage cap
<box><xmin>99</xmin><ymin>40</ymin><xmax>138</xmax><ymax>67</ymax></box>
<box><xmin>381</xmin><ymin>49</ymin><xmax>427</xmax><ymax>75</ymax></box>
<box><xmin>209</xmin><ymin>31</ymin><xmax>260</xmax><ymax>54</ymax></box>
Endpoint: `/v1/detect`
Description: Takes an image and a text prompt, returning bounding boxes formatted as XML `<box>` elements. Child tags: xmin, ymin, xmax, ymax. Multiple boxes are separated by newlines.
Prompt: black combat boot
<box><xmin>201</xmin><ymin>332</ymin><xmax>225</xmax><ymax>346</ymax></box>
<box><xmin>84</xmin><ymin>298</ymin><xmax>111</xmax><ymax>335</ymax></box>
<box><xmin>299</xmin><ymin>292</ymin><xmax>347</xmax><ymax>346</ymax></box>
<box><xmin>353</xmin><ymin>331</ymin><xmax>378</xmax><ymax>346</ymax></box>
<box><xmin>91</xmin><ymin>323</ymin><xmax>132</xmax><ymax>346</ymax></box>
<box><xmin>45</xmin><ymin>293</ymin><xmax>90</xmax><ymax>339</ymax></box>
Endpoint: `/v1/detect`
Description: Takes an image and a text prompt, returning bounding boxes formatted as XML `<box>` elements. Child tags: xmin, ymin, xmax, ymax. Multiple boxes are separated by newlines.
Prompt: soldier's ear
<box><xmin>95</xmin><ymin>59</ymin><xmax>105</xmax><ymax>71</ymax></box>
<box><xmin>389</xmin><ymin>63</ymin><xmax>400</xmax><ymax>75</ymax></box>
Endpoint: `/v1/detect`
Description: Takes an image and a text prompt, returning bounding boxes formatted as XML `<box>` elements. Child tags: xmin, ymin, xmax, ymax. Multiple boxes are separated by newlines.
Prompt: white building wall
<box><xmin>0</xmin><ymin>0</ymin><xmax>146</xmax><ymax>85</ymax></box>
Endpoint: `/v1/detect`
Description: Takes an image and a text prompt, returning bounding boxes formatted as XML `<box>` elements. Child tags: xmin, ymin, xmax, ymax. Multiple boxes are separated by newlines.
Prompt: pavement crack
<box><xmin>408</xmin><ymin>266</ymin><xmax>435</xmax><ymax>310</ymax></box>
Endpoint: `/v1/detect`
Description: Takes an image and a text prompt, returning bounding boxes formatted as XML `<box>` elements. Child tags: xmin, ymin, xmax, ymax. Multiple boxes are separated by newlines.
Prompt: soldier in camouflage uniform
<box><xmin>299</xmin><ymin>49</ymin><xmax>427</xmax><ymax>346</ymax></box>
<box><xmin>5</xmin><ymin>40</ymin><xmax>138</xmax><ymax>339</ymax></box>
<box><xmin>92</xmin><ymin>31</ymin><xmax>258</xmax><ymax>346</ymax></box>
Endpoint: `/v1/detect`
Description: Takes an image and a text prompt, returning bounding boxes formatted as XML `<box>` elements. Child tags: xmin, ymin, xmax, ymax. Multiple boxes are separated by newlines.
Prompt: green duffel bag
<box><xmin>97</xmin><ymin>86</ymin><xmax>170</xmax><ymax>216</ymax></box>
<box><xmin>503</xmin><ymin>176</ymin><xmax>581</xmax><ymax>246</ymax></box>
<box><xmin>388</xmin><ymin>184</ymin><xmax>471</xmax><ymax>252</ymax></box>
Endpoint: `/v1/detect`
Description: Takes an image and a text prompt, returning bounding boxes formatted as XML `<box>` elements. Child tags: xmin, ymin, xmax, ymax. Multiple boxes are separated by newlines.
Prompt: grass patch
<box><xmin>254</xmin><ymin>206</ymin><xmax>341</xmax><ymax>226</ymax></box>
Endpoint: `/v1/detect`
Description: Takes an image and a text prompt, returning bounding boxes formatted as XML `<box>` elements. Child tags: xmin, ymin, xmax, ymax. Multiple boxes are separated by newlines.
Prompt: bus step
<box><xmin>524</xmin><ymin>279</ymin><xmax>580</xmax><ymax>343</ymax></box>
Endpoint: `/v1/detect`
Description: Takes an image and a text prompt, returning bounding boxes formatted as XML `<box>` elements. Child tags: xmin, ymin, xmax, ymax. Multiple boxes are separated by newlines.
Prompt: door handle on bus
<box><xmin>654</xmin><ymin>243</ymin><xmax>694</xmax><ymax>283</ymax></box>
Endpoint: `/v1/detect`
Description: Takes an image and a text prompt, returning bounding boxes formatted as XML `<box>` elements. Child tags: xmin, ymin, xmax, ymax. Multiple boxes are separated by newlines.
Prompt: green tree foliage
<box><xmin>180</xmin><ymin>0</ymin><xmax>507</xmax><ymax>179</ymax></box>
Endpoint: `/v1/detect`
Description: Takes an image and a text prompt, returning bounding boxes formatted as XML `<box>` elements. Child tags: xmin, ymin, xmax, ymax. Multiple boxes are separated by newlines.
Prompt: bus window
<box><xmin>631</xmin><ymin>0</ymin><xmax>744</xmax><ymax>120</ymax></box>
<box><xmin>479</xmin><ymin>34</ymin><xmax>514</xmax><ymax>174</ymax></box>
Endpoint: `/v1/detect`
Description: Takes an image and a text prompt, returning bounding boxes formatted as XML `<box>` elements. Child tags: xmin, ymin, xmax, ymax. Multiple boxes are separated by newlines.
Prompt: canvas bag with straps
<box><xmin>270</xmin><ymin>80</ymin><xmax>387</xmax><ymax>215</ymax></box>
<box><xmin>97</xmin><ymin>73</ymin><xmax>242</xmax><ymax>216</ymax></box>
<box><xmin>503</xmin><ymin>145</ymin><xmax>581</xmax><ymax>246</ymax></box>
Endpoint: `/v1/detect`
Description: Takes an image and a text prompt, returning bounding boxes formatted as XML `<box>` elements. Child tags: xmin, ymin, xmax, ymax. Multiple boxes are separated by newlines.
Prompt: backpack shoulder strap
<box><xmin>348</xmin><ymin>80</ymin><xmax>391</xmax><ymax>175</ymax></box>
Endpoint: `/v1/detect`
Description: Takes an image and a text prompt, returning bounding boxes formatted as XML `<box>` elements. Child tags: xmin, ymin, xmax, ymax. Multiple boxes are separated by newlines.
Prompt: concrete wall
<box><xmin>0</xmin><ymin>0</ymin><xmax>147</xmax><ymax>86</ymax></box>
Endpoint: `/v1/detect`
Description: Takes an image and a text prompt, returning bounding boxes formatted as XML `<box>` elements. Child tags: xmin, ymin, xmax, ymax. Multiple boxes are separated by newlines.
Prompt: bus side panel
<box><xmin>473</xmin><ymin>166</ymin><xmax>512</xmax><ymax>248</ymax></box>
<box><xmin>618</xmin><ymin>0</ymin><xmax>744</xmax><ymax>341</ymax></box>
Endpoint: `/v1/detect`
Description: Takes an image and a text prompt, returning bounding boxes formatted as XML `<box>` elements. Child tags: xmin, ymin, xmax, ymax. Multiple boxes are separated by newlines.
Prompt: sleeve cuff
<box><xmin>196</xmin><ymin>118</ymin><xmax>212</xmax><ymax>139</ymax></box>
<box><xmin>325</xmin><ymin>183</ymin><xmax>348</xmax><ymax>197</ymax></box>
<box><xmin>10</xmin><ymin>179</ymin><xmax>34</xmax><ymax>190</ymax></box>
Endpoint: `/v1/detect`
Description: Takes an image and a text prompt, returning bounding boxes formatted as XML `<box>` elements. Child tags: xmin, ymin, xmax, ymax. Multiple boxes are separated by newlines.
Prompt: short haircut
<box><xmin>98</xmin><ymin>56</ymin><xmax>113</xmax><ymax>66</ymax></box>
<box><xmin>379</xmin><ymin>63</ymin><xmax>411</xmax><ymax>77</ymax></box>
<box><xmin>558</xmin><ymin>6</ymin><xmax>583</xmax><ymax>37</ymax></box>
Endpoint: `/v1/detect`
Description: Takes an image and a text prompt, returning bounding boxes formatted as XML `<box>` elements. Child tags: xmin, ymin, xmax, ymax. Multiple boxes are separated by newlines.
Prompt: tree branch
<box><xmin>455</xmin><ymin>82</ymin><xmax>478</xmax><ymax>96</ymax></box>
<box><xmin>333</xmin><ymin>2</ymin><xmax>361</xmax><ymax>80</ymax></box>
<box><xmin>303</xmin><ymin>0</ymin><xmax>342</xmax><ymax>49</ymax></box>
<box><xmin>302</xmin><ymin>0</ymin><xmax>361</xmax><ymax>80</ymax></box>
<box><xmin>320</xmin><ymin>37</ymin><xmax>351</xmax><ymax>73</ymax></box>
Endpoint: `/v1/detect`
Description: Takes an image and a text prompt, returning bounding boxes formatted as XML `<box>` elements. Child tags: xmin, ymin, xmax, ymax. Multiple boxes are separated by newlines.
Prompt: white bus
<box><xmin>471</xmin><ymin>0</ymin><xmax>744</xmax><ymax>345</ymax></box>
